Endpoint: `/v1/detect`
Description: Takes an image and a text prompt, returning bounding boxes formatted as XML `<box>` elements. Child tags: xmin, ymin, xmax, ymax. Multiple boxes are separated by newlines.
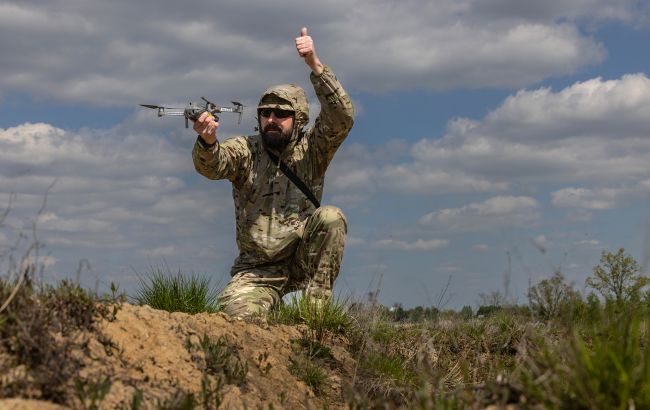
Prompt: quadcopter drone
<box><xmin>140</xmin><ymin>97</ymin><xmax>244</xmax><ymax>128</ymax></box>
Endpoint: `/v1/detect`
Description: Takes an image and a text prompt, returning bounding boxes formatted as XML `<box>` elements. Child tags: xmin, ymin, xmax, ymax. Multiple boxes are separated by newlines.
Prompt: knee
<box><xmin>313</xmin><ymin>205</ymin><xmax>347</xmax><ymax>233</ymax></box>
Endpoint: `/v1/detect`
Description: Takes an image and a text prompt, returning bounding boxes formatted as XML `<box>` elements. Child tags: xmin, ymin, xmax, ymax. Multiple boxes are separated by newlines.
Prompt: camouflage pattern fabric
<box><xmin>192</xmin><ymin>65</ymin><xmax>354</xmax><ymax>318</ymax></box>
<box><xmin>218</xmin><ymin>205</ymin><xmax>347</xmax><ymax>318</ymax></box>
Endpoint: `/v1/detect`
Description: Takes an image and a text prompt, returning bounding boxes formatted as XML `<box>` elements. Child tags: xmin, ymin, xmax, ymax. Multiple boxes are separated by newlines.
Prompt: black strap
<box><xmin>266</xmin><ymin>149</ymin><xmax>320</xmax><ymax>208</ymax></box>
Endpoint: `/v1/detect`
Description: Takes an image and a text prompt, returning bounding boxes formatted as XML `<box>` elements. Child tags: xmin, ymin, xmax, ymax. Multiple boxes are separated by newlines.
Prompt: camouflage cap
<box><xmin>257</xmin><ymin>94</ymin><xmax>294</xmax><ymax>111</ymax></box>
<box><xmin>257</xmin><ymin>84</ymin><xmax>309</xmax><ymax>132</ymax></box>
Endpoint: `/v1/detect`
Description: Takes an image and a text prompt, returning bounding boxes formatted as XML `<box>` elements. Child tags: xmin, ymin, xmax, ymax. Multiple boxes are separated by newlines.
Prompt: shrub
<box><xmin>0</xmin><ymin>275</ymin><xmax>122</xmax><ymax>402</ymax></box>
<box><xmin>586</xmin><ymin>248</ymin><xmax>648</xmax><ymax>305</ymax></box>
<box><xmin>134</xmin><ymin>267</ymin><xmax>219</xmax><ymax>314</ymax></box>
<box><xmin>528</xmin><ymin>270</ymin><xmax>581</xmax><ymax>320</ymax></box>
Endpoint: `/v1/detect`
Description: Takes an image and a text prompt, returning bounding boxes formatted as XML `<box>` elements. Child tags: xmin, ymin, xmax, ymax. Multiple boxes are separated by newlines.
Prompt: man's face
<box><xmin>259</xmin><ymin>108</ymin><xmax>294</xmax><ymax>151</ymax></box>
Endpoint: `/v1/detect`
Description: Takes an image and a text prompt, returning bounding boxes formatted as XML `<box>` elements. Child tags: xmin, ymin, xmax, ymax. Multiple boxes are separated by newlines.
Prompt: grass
<box><xmin>133</xmin><ymin>266</ymin><xmax>219</xmax><ymax>314</ymax></box>
<box><xmin>269</xmin><ymin>292</ymin><xmax>351</xmax><ymax>337</ymax></box>
<box><xmin>1</xmin><ymin>247</ymin><xmax>648</xmax><ymax>408</ymax></box>
<box><xmin>289</xmin><ymin>355</ymin><xmax>330</xmax><ymax>395</ymax></box>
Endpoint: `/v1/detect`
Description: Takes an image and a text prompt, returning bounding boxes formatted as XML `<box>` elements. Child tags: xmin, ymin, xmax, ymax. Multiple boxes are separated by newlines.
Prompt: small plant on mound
<box><xmin>289</xmin><ymin>354</ymin><xmax>330</xmax><ymax>395</ymax></box>
<box><xmin>269</xmin><ymin>292</ymin><xmax>351</xmax><ymax>343</ymax></box>
<box><xmin>186</xmin><ymin>334</ymin><xmax>248</xmax><ymax>386</ymax></box>
<box><xmin>134</xmin><ymin>267</ymin><xmax>219</xmax><ymax>314</ymax></box>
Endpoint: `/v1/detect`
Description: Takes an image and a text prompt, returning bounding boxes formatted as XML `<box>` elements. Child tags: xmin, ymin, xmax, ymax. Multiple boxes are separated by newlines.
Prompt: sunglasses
<box><xmin>259</xmin><ymin>108</ymin><xmax>294</xmax><ymax>119</ymax></box>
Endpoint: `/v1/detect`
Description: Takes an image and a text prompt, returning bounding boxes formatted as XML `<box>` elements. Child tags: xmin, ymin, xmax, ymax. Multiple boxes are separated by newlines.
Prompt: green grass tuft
<box><xmin>269</xmin><ymin>292</ymin><xmax>351</xmax><ymax>340</ymax></box>
<box><xmin>289</xmin><ymin>355</ymin><xmax>329</xmax><ymax>395</ymax></box>
<box><xmin>133</xmin><ymin>267</ymin><xmax>219</xmax><ymax>314</ymax></box>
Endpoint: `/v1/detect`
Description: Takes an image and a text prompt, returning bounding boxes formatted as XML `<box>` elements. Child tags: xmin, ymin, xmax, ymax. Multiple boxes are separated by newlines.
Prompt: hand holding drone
<box><xmin>140</xmin><ymin>97</ymin><xmax>244</xmax><ymax>128</ymax></box>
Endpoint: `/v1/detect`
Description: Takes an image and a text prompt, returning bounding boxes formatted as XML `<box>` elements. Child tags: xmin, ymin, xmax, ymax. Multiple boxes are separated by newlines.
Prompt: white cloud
<box><xmin>1</xmin><ymin>0</ymin><xmax>644</xmax><ymax>105</ymax></box>
<box><xmin>411</xmin><ymin>74</ymin><xmax>650</xmax><ymax>186</ymax></box>
<box><xmin>375</xmin><ymin>238</ymin><xmax>449</xmax><ymax>252</ymax></box>
<box><xmin>551</xmin><ymin>181</ymin><xmax>650</xmax><ymax>210</ymax></box>
<box><xmin>551</xmin><ymin>187</ymin><xmax>622</xmax><ymax>209</ymax></box>
<box><xmin>419</xmin><ymin>196</ymin><xmax>540</xmax><ymax>232</ymax></box>
<box><xmin>0</xmin><ymin>122</ymin><xmax>234</xmax><ymax>278</ymax></box>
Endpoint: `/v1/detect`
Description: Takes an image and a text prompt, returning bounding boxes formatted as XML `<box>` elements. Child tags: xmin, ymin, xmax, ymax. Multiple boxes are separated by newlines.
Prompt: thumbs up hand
<box><xmin>295</xmin><ymin>27</ymin><xmax>323</xmax><ymax>75</ymax></box>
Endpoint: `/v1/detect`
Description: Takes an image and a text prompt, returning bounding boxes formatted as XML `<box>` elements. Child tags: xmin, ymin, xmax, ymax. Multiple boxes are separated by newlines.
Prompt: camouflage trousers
<box><xmin>219</xmin><ymin>205</ymin><xmax>347</xmax><ymax>319</ymax></box>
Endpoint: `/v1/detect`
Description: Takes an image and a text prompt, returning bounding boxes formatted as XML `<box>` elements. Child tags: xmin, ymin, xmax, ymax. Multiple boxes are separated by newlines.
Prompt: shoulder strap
<box><xmin>265</xmin><ymin>148</ymin><xmax>321</xmax><ymax>208</ymax></box>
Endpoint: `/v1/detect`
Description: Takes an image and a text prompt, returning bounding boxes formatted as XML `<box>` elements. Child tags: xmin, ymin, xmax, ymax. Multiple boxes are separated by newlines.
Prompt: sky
<box><xmin>1</xmin><ymin>0</ymin><xmax>650</xmax><ymax>309</ymax></box>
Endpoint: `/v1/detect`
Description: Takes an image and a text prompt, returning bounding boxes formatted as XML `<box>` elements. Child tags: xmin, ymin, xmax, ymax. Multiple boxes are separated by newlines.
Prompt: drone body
<box><xmin>141</xmin><ymin>97</ymin><xmax>244</xmax><ymax>128</ymax></box>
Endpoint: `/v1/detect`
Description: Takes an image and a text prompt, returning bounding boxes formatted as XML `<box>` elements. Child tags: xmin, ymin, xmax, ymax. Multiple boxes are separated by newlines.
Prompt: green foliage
<box><xmin>269</xmin><ymin>292</ymin><xmax>351</xmax><ymax>344</ymax></box>
<box><xmin>586</xmin><ymin>248</ymin><xmax>648</xmax><ymax>304</ymax></box>
<box><xmin>361</xmin><ymin>351</ymin><xmax>416</xmax><ymax>389</ymax></box>
<box><xmin>288</xmin><ymin>355</ymin><xmax>329</xmax><ymax>395</ymax></box>
<box><xmin>387</xmin><ymin>303</ymin><xmax>439</xmax><ymax>322</ymax></box>
<box><xmin>519</xmin><ymin>307</ymin><xmax>650</xmax><ymax>409</ymax></box>
<box><xmin>460</xmin><ymin>305</ymin><xmax>473</xmax><ymax>320</ymax></box>
<box><xmin>134</xmin><ymin>267</ymin><xmax>219</xmax><ymax>314</ymax></box>
<box><xmin>528</xmin><ymin>270</ymin><xmax>582</xmax><ymax>320</ymax></box>
<box><xmin>475</xmin><ymin>304</ymin><xmax>502</xmax><ymax>317</ymax></box>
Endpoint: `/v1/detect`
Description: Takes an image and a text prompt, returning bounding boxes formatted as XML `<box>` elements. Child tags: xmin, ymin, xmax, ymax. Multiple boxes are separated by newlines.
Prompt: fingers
<box><xmin>295</xmin><ymin>26</ymin><xmax>314</xmax><ymax>57</ymax></box>
<box><xmin>192</xmin><ymin>111</ymin><xmax>219</xmax><ymax>142</ymax></box>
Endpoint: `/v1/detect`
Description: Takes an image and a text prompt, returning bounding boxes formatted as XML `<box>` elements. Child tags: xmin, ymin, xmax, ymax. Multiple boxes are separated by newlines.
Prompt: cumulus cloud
<box><xmin>1</xmin><ymin>0</ymin><xmax>643</xmax><ymax>105</ymax></box>
<box><xmin>0</xmin><ymin>122</ymin><xmax>234</xmax><ymax>279</ymax></box>
<box><xmin>551</xmin><ymin>187</ymin><xmax>623</xmax><ymax>210</ymax></box>
<box><xmin>411</xmin><ymin>74</ymin><xmax>650</xmax><ymax>186</ymax></box>
<box><xmin>327</xmin><ymin>73</ymin><xmax>650</xmax><ymax>209</ymax></box>
<box><xmin>419</xmin><ymin>196</ymin><xmax>540</xmax><ymax>232</ymax></box>
<box><xmin>551</xmin><ymin>181</ymin><xmax>650</xmax><ymax>210</ymax></box>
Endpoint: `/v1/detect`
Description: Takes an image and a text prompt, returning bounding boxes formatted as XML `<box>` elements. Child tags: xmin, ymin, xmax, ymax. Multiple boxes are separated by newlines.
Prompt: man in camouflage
<box><xmin>192</xmin><ymin>27</ymin><xmax>355</xmax><ymax>319</ymax></box>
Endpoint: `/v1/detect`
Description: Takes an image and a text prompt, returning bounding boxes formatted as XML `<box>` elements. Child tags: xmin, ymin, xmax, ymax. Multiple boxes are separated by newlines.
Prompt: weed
<box><xmin>74</xmin><ymin>376</ymin><xmax>112</xmax><ymax>410</ymax></box>
<box><xmin>134</xmin><ymin>266</ymin><xmax>219</xmax><ymax>314</ymax></box>
<box><xmin>188</xmin><ymin>334</ymin><xmax>248</xmax><ymax>385</ymax></box>
<box><xmin>289</xmin><ymin>354</ymin><xmax>329</xmax><ymax>395</ymax></box>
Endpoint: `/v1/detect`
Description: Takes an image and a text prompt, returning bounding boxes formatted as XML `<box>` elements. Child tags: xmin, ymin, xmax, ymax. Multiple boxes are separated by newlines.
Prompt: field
<box><xmin>0</xmin><ymin>250</ymin><xmax>649</xmax><ymax>409</ymax></box>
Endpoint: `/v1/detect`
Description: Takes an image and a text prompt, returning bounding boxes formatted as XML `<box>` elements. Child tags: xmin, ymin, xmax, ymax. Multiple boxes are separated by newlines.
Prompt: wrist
<box><xmin>197</xmin><ymin>135</ymin><xmax>217</xmax><ymax>149</ymax></box>
<box><xmin>307</xmin><ymin>56</ymin><xmax>324</xmax><ymax>75</ymax></box>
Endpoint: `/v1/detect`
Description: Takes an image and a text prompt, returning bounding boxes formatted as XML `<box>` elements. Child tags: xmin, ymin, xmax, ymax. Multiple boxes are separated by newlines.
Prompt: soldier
<box><xmin>192</xmin><ymin>27</ymin><xmax>355</xmax><ymax>319</ymax></box>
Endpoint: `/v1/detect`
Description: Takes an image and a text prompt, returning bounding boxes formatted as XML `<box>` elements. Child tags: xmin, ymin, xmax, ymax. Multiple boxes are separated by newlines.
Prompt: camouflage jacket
<box><xmin>192</xmin><ymin>65</ymin><xmax>354</xmax><ymax>274</ymax></box>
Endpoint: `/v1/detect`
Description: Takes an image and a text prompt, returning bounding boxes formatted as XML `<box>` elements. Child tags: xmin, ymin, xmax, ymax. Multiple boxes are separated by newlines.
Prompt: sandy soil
<box><xmin>1</xmin><ymin>303</ymin><xmax>357</xmax><ymax>409</ymax></box>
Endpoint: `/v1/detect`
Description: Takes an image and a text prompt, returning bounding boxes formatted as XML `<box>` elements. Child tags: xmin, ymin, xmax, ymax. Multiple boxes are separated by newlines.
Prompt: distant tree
<box><xmin>528</xmin><ymin>270</ymin><xmax>580</xmax><ymax>320</ymax></box>
<box><xmin>479</xmin><ymin>290</ymin><xmax>506</xmax><ymax>307</ymax></box>
<box><xmin>460</xmin><ymin>305</ymin><xmax>473</xmax><ymax>320</ymax></box>
<box><xmin>586</xmin><ymin>248</ymin><xmax>648</xmax><ymax>304</ymax></box>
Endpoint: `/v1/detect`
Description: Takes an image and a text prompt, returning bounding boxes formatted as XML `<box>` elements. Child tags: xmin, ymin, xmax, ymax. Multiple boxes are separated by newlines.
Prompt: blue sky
<box><xmin>1</xmin><ymin>0</ymin><xmax>650</xmax><ymax>309</ymax></box>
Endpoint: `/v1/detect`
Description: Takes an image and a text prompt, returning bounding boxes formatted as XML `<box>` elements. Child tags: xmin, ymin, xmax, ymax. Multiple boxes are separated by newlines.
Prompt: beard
<box><xmin>261</xmin><ymin>123</ymin><xmax>292</xmax><ymax>151</ymax></box>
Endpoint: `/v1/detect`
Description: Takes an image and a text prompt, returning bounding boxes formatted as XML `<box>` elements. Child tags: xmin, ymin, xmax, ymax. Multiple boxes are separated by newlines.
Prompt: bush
<box><xmin>528</xmin><ymin>270</ymin><xmax>581</xmax><ymax>320</ymax></box>
<box><xmin>134</xmin><ymin>267</ymin><xmax>219</xmax><ymax>314</ymax></box>
<box><xmin>0</xmin><ymin>276</ymin><xmax>123</xmax><ymax>401</ymax></box>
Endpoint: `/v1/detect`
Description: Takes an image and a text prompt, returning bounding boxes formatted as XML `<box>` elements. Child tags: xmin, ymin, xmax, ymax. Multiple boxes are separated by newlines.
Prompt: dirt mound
<box><xmin>1</xmin><ymin>303</ymin><xmax>356</xmax><ymax>409</ymax></box>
